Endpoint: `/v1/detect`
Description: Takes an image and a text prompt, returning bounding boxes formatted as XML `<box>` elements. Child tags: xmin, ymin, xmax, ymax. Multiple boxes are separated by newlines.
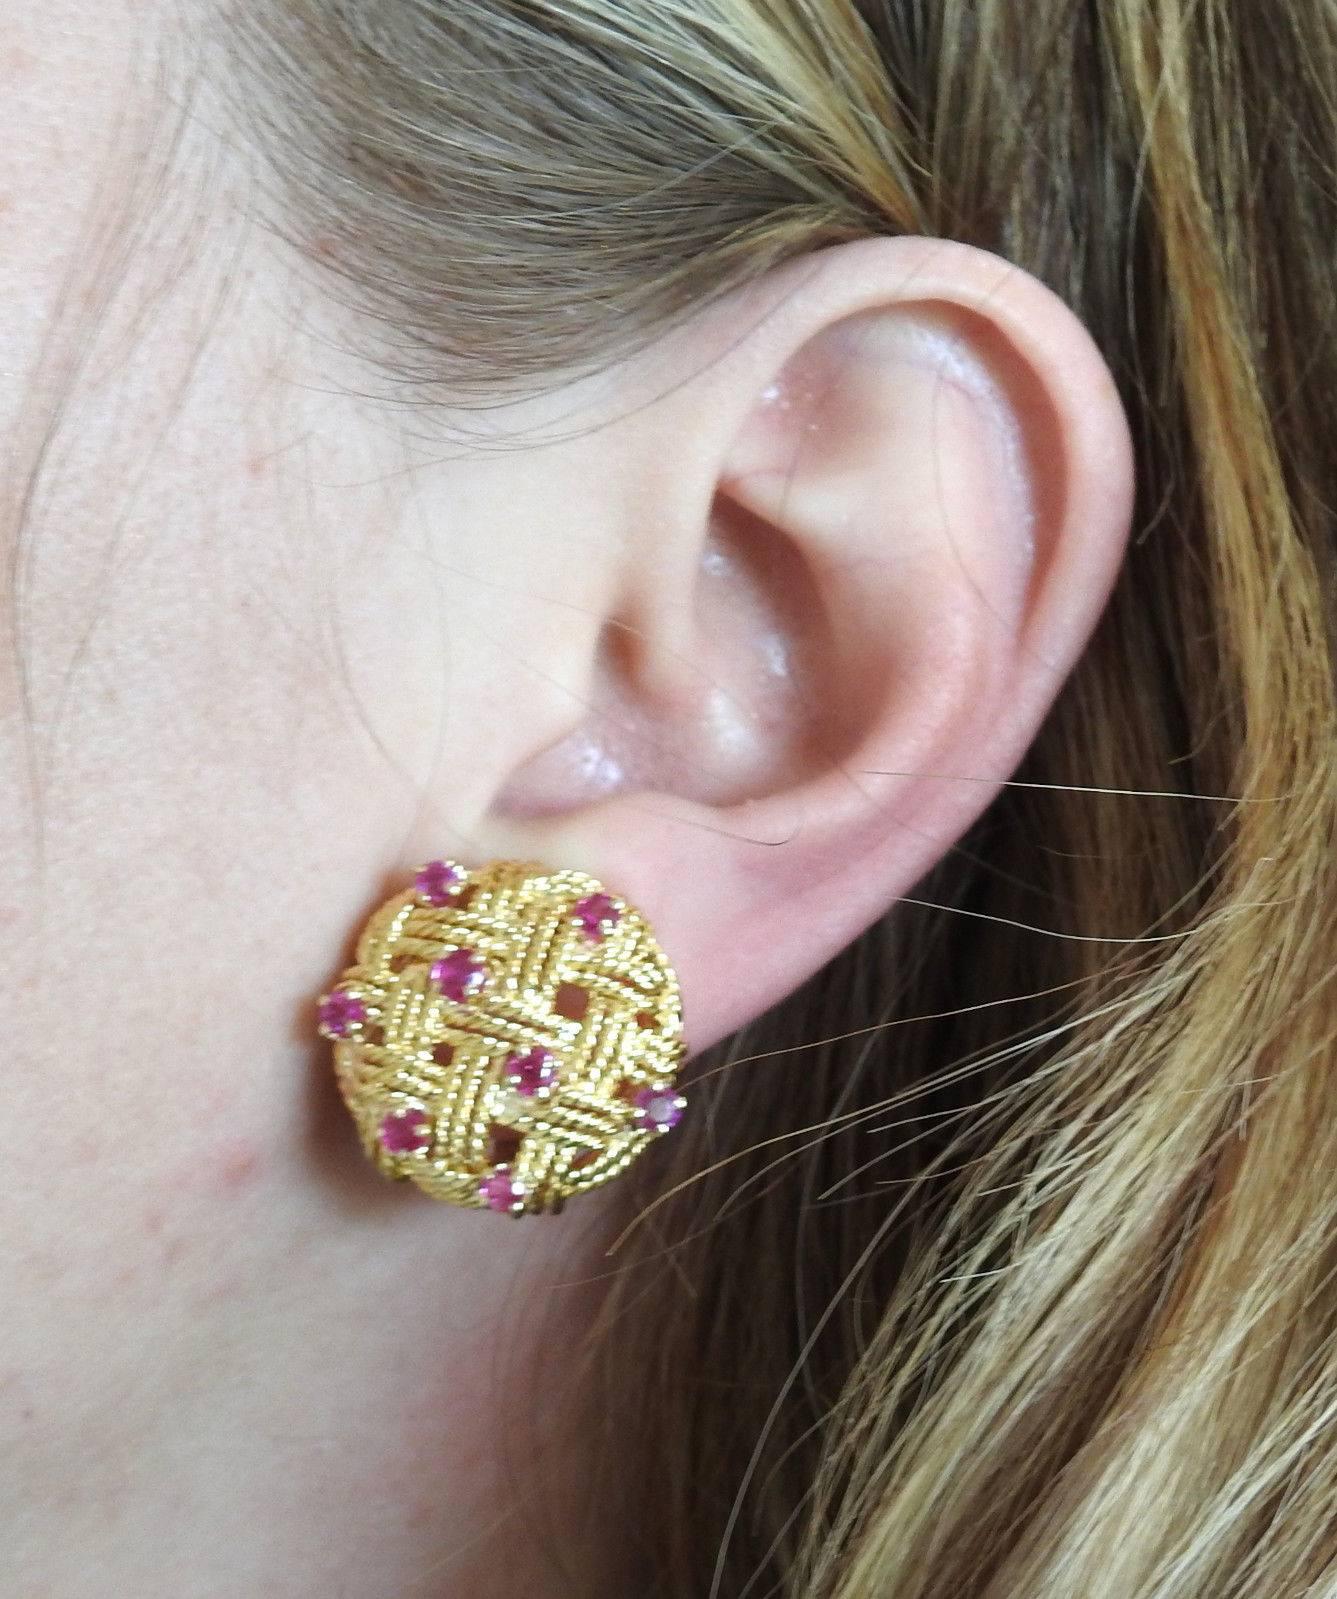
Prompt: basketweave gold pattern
<box><xmin>315</xmin><ymin>858</ymin><xmax>687</xmax><ymax>1216</ymax></box>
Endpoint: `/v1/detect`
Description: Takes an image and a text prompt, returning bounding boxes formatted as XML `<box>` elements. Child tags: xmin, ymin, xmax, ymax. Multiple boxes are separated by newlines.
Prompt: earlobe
<box><xmin>490</xmin><ymin>235</ymin><xmax>1135</xmax><ymax>1053</ymax></box>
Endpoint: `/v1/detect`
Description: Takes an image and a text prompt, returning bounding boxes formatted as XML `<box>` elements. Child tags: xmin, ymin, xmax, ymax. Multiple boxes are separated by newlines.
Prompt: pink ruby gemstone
<box><xmin>415</xmin><ymin>859</ymin><xmax>464</xmax><ymax>905</ymax></box>
<box><xmin>379</xmin><ymin>1107</ymin><xmax>431</xmax><ymax>1155</ymax></box>
<box><xmin>318</xmin><ymin>989</ymin><xmax>366</xmax><ymax>1037</ymax></box>
<box><xmin>506</xmin><ymin>1047</ymin><xmax>557</xmax><ymax>1096</ymax></box>
<box><xmin>632</xmin><ymin>1086</ymin><xmax>687</xmax><ymax>1133</ymax></box>
<box><xmin>572</xmin><ymin>892</ymin><xmax>620</xmax><ymax>941</ymax></box>
<box><xmin>431</xmin><ymin>948</ymin><xmax>488</xmax><ymax>1001</ymax></box>
<box><xmin>479</xmin><ymin>1166</ymin><xmax>526</xmax><ymax>1214</ymax></box>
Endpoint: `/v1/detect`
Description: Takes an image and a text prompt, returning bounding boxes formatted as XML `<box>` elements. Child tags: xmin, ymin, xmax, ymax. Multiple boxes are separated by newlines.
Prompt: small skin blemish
<box><xmin>216</xmin><ymin>1141</ymin><xmax>262</xmax><ymax>1196</ymax></box>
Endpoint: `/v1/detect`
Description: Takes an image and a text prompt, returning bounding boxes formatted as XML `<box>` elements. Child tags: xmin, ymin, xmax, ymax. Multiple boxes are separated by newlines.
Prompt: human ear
<box><xmin>488</xmin><ymin>235</ymin><xmax>1136</xmax><ymax>1054</ymax></box>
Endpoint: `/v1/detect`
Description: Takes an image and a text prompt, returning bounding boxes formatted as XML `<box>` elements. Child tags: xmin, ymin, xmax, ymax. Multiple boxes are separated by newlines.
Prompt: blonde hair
<box><xmin>222</xmin><ymin>3</ymin><xmax>1337</xmax><ymax>1594</ymax></box>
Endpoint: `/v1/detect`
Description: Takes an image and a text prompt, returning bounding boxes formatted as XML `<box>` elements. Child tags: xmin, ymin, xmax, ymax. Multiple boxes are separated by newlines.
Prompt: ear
<box><xmin>488</xmin><ymin>235</ymin><xmax>1135</xmax><ymax>1054</ymax></box>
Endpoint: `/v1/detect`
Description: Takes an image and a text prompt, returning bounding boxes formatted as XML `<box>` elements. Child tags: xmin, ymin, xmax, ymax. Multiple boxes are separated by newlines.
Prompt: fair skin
<box><xmin>0</xmin><ymin>5</ymin><xmax>1135</xmax><ymax>1595</ymax></box>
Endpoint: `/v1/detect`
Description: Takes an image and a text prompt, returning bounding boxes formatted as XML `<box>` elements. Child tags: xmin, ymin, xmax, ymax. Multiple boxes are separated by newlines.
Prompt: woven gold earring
<box><xmin>315</xmin><ymin>858</ymin><xmax>688</xmax><ymax>1216</ymax></box>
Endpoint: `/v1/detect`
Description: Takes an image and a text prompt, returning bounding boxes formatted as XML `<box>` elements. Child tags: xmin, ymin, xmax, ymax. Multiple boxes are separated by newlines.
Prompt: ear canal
<box><xmin>495</xmin><ymin>496</ymin><xmax>850</xmax><ymax>817</ymax></box>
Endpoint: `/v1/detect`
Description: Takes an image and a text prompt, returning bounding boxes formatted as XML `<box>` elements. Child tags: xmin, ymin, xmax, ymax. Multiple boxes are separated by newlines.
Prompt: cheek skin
<box><xmin>214</xmin><ymin>1138</ymin><xmax>264</xmax><ymax>1196</ymax></box>
<box><xmin>0</xmin><ymin>12</ymin><xmax>638</xmax><ymax>1589</ymax></box>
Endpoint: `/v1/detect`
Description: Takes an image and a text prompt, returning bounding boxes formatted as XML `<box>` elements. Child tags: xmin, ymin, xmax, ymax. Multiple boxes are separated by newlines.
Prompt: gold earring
<box><xmin>315</xmin><ymin>858</ymin><xmax>687</xmax><ymax>1216</ymax></box>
